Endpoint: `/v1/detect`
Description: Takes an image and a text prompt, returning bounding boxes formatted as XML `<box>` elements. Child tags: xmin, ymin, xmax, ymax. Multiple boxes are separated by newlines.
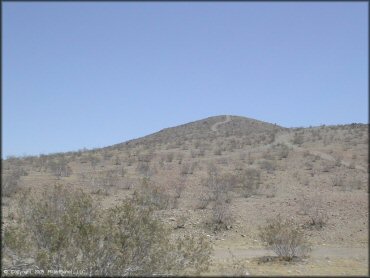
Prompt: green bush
<box><xmin>3</xmin><ymin>184</ymin><xmax>212</xmax><ymax>275</ymax></box>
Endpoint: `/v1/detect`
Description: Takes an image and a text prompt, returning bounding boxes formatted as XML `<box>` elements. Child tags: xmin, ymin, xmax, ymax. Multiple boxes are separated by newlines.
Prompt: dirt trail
<box><xmin>213</xmin><ymin>246</ymin><xmax>368</xmax><ymax>260</ymax></box>
<box><xmin>211</xmin><ymin>115</ymin><xmax>232</xmax><ymax>132</ymax></box>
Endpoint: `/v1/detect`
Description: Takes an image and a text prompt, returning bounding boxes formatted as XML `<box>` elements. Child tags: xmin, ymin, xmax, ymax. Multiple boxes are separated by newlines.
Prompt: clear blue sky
<box><xmin>3</xmin><ymin>2</ymin><xmax>368</xmax><ymax>157</ymax></box>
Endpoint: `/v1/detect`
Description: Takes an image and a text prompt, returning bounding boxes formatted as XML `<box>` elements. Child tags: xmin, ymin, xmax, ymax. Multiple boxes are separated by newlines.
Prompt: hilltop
<box><xmin>109</xmin><ymin>115</ymin><xmax>285</xmax><ymax>149</ymax></box>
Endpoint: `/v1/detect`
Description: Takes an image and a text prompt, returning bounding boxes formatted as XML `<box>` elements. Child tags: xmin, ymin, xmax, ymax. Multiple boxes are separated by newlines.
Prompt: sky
<box><xmin>3</xmin><ymin>2</ymin><xmax>368</xmax><ymax>158</ymax></box>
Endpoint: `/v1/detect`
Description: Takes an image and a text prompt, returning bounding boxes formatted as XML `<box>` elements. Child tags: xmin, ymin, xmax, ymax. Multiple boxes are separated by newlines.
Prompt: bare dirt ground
<box><xmin>213</xmin><ymin>246</ymin><xmax>368</xmax><ymax>260</ymax></box>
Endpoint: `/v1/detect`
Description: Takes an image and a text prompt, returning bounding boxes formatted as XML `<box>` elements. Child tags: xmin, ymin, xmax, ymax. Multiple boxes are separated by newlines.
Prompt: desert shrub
<box><xmin>137</xmin><ymin>152</ymin><xmax>153</xmax><ymax>163</ymax></box>
<box><xmin>165</xmin><ymin>152</ymin><xmax>174</xmax><ymax>163</ymax></box>
<box><xmin>93</xmin><ymin>170</ymin><xmax>119</xmax><ymax>188</ymax></box>
<box><xmin>119</xmin><ymin>167</ymin><xmax>126</xmax><ymax>177</ymax></box>
<box><xmin>292</xmin><ymin>132</ymin><xmax>304</xmax><ymax>146</ymax></box>
<box><xmin>349</xmin><ymin>178</ymin><xmax>363</xmax><ymax>190</ymax></box>
<box><xmin>174</xmin><ymin>178</ymin><xmax>186</xmax><ymax>198</ymax></box>
<box><xmin>259</xmin><ymin>159</ymin><xmax>276</xmax><ymax>173</ymax></box>
<box><xmin>213</xmin><ymin>147</ymin><xmax>222</xmax><ymax>156</ymax></box>
<box><xmin>212</xmin><ymin>199</ymin><xmax>233</xmax><ymax>231</ymax></box>
<box><xmin>174</xmin><ymin>215</ymin><xmax>187</xmax><ymax>229</ymax></box>
<box><xmin>219</xmin><ymin>172</ymin><xmax>241</xmax><ymax>190</ymax></box>
<box><xmin>176</xmin><ymin>153</ymin><xmax>184</xmax><ymax>164</ymax></box>
<box><xmin>206</xmin><ymin>163</ymin><xmax>218</xmax><ymax>175</ymax></box>
<box><xmin>246</xmin><ymin>153</ymin><xmax>254</xmax><ymax>165</ymax></box>
<box><xmin>114</xmin><ymin>156</ymin><xmax>121</xmax><ymax>165</ymax></box>
<box><xmin>201</xmin><ymin>171</ymin><xmax>234</xmax><ymax>228</ymax></box>
<box><xmin>298</xmin><ymin>193</ymin><xmax>328</xmax><ymax>229</ymax></box>
<box><xmin>14</xmin><ymin>167</ymin><xmax>29</xmax><ymax>177</ymax></box>
<box><xmin>260</xmin><ymin>183</ymin><xmax>277</xmax><ymax>198</ymax></box>
<box><xmin>102</xmin><ymin>150</ymin><xmax>113</xmax><ymax>161</ymax></box>
<box><xmin>190</xmin><ymin>150</ymin><xmax>198</xmax><ymax>158</ymax></box>
<box><xmin>348</xmin><ymin>162</ymin><xmax>356</xmax><ymax>169</ymax></box>
<box><xmin>275</xmin><ymin>144</ymin><xmax>289</xmax><ymax>159</ymax></box>
<box><xmin>181</xmin><ymin>162</ymin><xmax>195</xmax><ymax>175</ymax></box>
<box><xmin>158</xmin><ymin>156</ymin><xmax>165</xmax><ymax>168</ymax></box>
<box><xmin>234</xmin><ymin>161</ymin><xmax>244</xmax><ymax>171</ymax></box>
<box><xmin>216</xmin><ymin>157</ymin><xmax>228</xmax><ymax>165</ymax></box>
<box><xmin>2</xmin><ymin>170</ymin><xmax>23</xmax><ymax>197</ymax></box>
<box><xmin>331</xmin><ymin>176</ymin><xmax>345</xmax><ymax>187</ymax></box>
<box><xmin>266</xmin><ymin>131</ymin><xmax>276</xmax><ymax>144</ymax></box>
<box><xmin>226</xmin><ymin>138</ymin><xmax>237</xmax><ymax>151</ymax></box>
<box><xmin>136</xmin><ymin>161</ymin><xmax>152</xmax><ymax>177</ymax></box>
<box><xmin>127</xmin><ymin>155</ymin><xmax>135</xmax><ymax>166</ymax></box>
<box><xmin>258</xmin><ymin>215</ymin><xmax>310</xmax><ymax>261</ymax></box>
<box><xmin>300</xmin><ymin>177</ymin><xmax>310</xmax><ymax>186</ymax></box>
<box><xmin>205</xmin><ymin>171</ymin><xmax>231</xmax><ymax>202</ymax></box>
<box><xmin>262</xmin><ymin>151</ymin><xmax>274</xmax><ymax>161</ymax></box>
<box><xmin>3</xmin><ymin>185</ymin><xmax>211</xmax><ymax>275</ymax></box>
<box><xmin>238</xmin><ymin>153</ymin><xmax>246</xmax><ymax>161</ymax></box>
<box><xmin>91</xmin><ymin>187</ymin><xmax>110</xmax><ymax>196</ymax></box>
<box><xmin>332</xmin><ymin>176</ymin><xmax>363</xmax><ymax>191</ymax></box>
<box><xmin>87</xmin><ymin>154</ymin><xmax>100</xmax><ymax>169</ymax></box>
<box><xmin>47</xmin><ymin>158</ymin><xmax>72</xmax><ymax>177</ymax></box>
<box><xmin>133</xmin><ymin>178</ymin><xmax>173</xmax><ymax>210</ymax></box>
<box><xmin>306</xmin><ymin>206</ymin><xmax>328</xmax><ymax>230</ymax></box>
<box><xmin>321</xmin><ymin>161</ymin><xmax>335</xmax><ymax>173</ymax></box>
<box><xmin>196</xmin><ymin>191</ymin><xmax>212</xmax><ymax>210</ymax></box>
<box><xmin>4</xmin><ymin>185</ymin><xmax>100</xmax><ymax>271</ymax></box>
<box><xmin>240</xmin><ymin>168</ymin><xmax>261</xmax><ymax>197</ymax></box>
<box><xmin>121</xmin><ymin>178</ymin><xmax>136</xmax><ymax>190</ymax></box>
<box><xmin>334</xmin><ymin>156</ymin><xmax>342</xmax><ymax>167</ymax></box>
<box><xmin>198</xmin><ymin>148</ymin><xmax>206</xmax><ymax>157</ymax></box>
<box><xmin>304</xmin><ymin>162</ymin><xmax>313</xmax><ymax>170</ymax></box>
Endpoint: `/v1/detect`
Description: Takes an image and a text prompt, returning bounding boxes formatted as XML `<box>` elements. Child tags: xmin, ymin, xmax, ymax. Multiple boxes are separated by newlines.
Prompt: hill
<box><xmin>2</xmin><ymin>115</ymin><xmax>368</xmax><ymax>275</ymax></box>
<box><xmin>109</xmin><ymin>115</ymin><xmax>285</xmax><ymax>149</ymax></box>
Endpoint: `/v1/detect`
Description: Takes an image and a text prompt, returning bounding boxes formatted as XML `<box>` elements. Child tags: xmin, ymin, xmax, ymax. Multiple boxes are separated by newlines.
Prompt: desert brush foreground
<box><xmin>2</xmin><ymin>115</ymin><xmax>368</xmax><ymax>276</ymax></box>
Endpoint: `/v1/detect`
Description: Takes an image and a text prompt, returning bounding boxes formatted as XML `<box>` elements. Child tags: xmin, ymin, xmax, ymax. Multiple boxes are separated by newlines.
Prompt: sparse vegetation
<box><xmin>292</xmin><ymin>132</ymin><xmax>304</xmax><ymax>146</ymax></box>
<box><xmin>2</xmin><ymin>169</ymin><xmax>25</xmax><ymax>197</ymax></box>
<box><xmin>2</xmin><ymin>116</ymin><xmax>367</xmax><ymax>276</ymax></box>
<box><xmin>181</xmin><ymin>162</ymin><xmax>196</xmax><ymax>175</ymax></box>
<box><xmin>240</xmin><ymin>168</ymin><xmax>261</xmax><ymax>197</ymax></box>
<box><xmin>4</xmin><ymin>184</ymin><xmax>212</xmax><ymax>275</ymax></box>
<box><xmin>133</xmin><ymin>178</ymin><xmax>173</xmax><ymax>210</ymax></box>
<box><xmin>298</xmin><ymin>193</ymin><xmax>328</xmax><ymax>229</ymax></box>
<box><xmin>212</xmin><ymin>199</ymin><xmax>233</xmax><ymax>231</ymax></box>
<box><xmin>47</xmin><ymin>157</ymin><xmax>72</xmax><ymax>177</ymax></box>
<box><xmin>258</xmin><ymin>215</ymin><xmax>311</xmax><ymax>261</ymax></box>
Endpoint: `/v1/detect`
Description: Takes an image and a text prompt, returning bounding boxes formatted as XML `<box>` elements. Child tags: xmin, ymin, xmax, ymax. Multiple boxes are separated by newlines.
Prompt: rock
<box><xmin>226</xmin><ymin>225</ymin><xmax>232</xmax><ymax>230</ymax></box>
<box><xmin>169</xmin><ymin>217</ymin><xmax>176</xmax><ymax>221</ymax></box>
<box><xmin>241</xmin><ymin>234</ymin><xmax>246</xmax><ymax>237</ymax></box>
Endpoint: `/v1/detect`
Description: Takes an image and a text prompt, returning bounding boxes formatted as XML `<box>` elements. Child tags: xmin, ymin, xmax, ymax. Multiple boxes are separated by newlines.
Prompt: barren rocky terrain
<box><xmin>2</xmin><ymin>115</ymin><xmax>368</xmax><ymax>276</ymax></box>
